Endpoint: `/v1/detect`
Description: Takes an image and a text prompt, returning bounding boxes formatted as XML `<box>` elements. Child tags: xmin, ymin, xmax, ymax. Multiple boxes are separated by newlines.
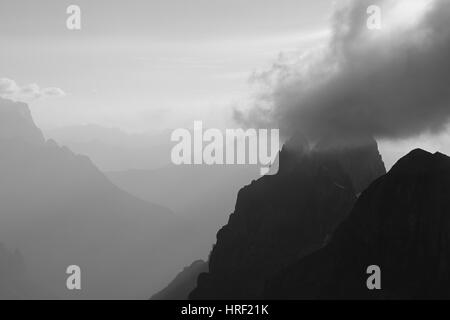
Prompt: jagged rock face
<box><xmin>265</xmin><ymin>149</ymin><xmax>450</xmax><ymax>299</ymax></box>
<box><xmin>319</xmin><ymin>138</ymin><xmax>386</xmax><ymax>194</ymax></box>
<box><xmin>151</xmin><ymin>260</ymin><xmax>208</xmax><ymax>300</ymax></box>
<box><xmin>190</xmin><ymin>136</ymin><xmax>385</xmax><ymax>299</ymax></box>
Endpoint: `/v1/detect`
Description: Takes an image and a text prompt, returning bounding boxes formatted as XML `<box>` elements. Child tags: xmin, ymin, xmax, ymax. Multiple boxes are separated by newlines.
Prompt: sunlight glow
<box><xmin>384</xmin><ymin>0</ymin><xmax>433</xmax><ymax>31</ymax></box>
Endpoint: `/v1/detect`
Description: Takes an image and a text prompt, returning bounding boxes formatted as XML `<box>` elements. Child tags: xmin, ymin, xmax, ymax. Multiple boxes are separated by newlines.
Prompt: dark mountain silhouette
<box><xmin>190</xmin><ymin>135</ymin><xmax>385</xmax><ymax>299</ymax></box>
<box><xmin>151</xmin><ymin>260</ymin><xmax>208</xmax><ymax>300</ymax></box>
<box><xmin>0</xmin><ymin>97</ymin><xmax>187</xmax><ymax>299</ymax></box>
<box><xmin>265</xmin><ymin>149</ymin><xmax>450</xmax><ymax>299</ymax></box>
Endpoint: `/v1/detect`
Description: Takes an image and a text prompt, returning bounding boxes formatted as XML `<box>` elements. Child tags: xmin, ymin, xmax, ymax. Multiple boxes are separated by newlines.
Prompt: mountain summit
<box><xmin>0</xmin><ymin>98</ymin><xmax>44</xmax><ymax>144</ymax></box>
<box><xmin>190</xmin><ymin>135</ymin><xmax>386</xmax><ymax>299</ymax></box>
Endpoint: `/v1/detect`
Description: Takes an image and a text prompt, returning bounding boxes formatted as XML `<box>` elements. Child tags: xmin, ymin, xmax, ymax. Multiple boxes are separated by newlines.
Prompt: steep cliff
<box><xmin>190</xmin><ymin>135</ymin><xmax>385</xmax><ymax>299</ymax></box>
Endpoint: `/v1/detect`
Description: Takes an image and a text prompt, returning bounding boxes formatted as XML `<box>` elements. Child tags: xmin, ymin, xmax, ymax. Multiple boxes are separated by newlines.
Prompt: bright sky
<box><xmin>0</xmin><ymin>0</ymin><xmax>334</xmax><ymax>133</ymax></box>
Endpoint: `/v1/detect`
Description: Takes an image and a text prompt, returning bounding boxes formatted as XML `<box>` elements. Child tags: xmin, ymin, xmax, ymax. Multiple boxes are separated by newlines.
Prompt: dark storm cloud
<box><xmin>235</xmin><ymin>0</ymin><xmax>450</xmax><ymax>143</ymax></box>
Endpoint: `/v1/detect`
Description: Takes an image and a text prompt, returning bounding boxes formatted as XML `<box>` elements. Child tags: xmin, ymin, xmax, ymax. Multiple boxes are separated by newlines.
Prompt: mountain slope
<box><xmin>265</xmin><ymin>149</ymin><xmax>450</xmax><ymax>299</ymax></box>
<box><xmin>151</xmin><ymin>260</ymin><xmax>208</xmax><ymax>300</ymax></box>
<box><xmin>0</xmin><ymin>98</ymin><xmax>180</xmax><ymax>299</ymax></box>
<box><xmin>44</xmin><ymin>125</ymin><xmax>172</xmax><ymax>171</ymax></box>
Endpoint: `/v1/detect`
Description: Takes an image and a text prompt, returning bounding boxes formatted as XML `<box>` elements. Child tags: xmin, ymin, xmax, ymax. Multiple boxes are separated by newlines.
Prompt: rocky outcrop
<box><xmin>190</xmin><ymin>135</ymin><xmax>385</xmax><ymax>299</ymax></box>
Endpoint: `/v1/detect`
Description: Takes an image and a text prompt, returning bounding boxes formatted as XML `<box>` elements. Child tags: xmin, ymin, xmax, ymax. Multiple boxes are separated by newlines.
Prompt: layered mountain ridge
<box><xmin>265</xmin><ymin>149</ymin><xmax>450</xmax><ymax>299</ymax></box>
<box><xmin>0</xmin><ymin>97</ymin><xmax>182</xmax><ymax>299</ymax></box>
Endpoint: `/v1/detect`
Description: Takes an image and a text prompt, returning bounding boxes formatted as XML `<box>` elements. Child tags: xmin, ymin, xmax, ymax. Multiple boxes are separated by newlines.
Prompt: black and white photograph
<box><xmin>1</xmin><ymin>0</ymin><xmax>450</xmax><ymax>311</ymax></box>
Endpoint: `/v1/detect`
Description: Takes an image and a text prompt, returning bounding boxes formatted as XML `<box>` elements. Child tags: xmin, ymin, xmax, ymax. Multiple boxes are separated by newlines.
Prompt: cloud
<box><xmin>0</xmin><ymin>78</ymin><xmax>66</xmax><ymax>100</ymax></box>
<box><xmin>41</xmin><ymin>87</ymin><xmax>66</xmax><ymax>97</ymax></box>
<box><xmin>0</xmin><ymin>78</ymin><xmax>19</xmax><ymax>95</ymax></box>
<box><xmin>234</xmin><ymin>0</ymin><xmax>450</xmax><ymax>145</ymax></box>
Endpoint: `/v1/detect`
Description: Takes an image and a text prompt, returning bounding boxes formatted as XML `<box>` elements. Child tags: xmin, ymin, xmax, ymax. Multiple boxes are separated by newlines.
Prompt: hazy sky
<box><xmin>2</xmin><ymin>0</ymin><xmax>449</xmax><ymax>169</ymax></box>
<box><xmin>0</xmin><ymin>0</ymin><xmax>333</xmax><ymax>132</ymax></box>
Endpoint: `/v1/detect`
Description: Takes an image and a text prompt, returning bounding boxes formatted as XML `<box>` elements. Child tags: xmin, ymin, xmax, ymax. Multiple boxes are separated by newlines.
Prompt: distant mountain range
<box><xmin>44</xmin><ymin>125</ymin><xmax>172</xmax><ymax>171</ymax></box>
<box><xmin>107</xmin><ymin>164</ymin><xmax>260</xmax><ymax>260</ymax></box>
<box><xmin>0</xmin><ymin>97</ymin><xmax>193</xmax><ymax>299</ymax></box>
<box><xmin>47</xmin><ymin>124</ymin><xmax>262</xmax><ymax>261</ymax></box>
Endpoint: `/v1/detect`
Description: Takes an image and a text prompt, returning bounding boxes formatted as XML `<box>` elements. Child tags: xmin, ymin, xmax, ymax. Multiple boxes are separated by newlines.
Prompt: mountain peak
<box><xmin>190</xmin><ymin>134</ymin><xmax>386</xmax><ymax>299</ymax></box>
<box><xmin>0</xmin><ymin>97</ymin><xmax>44</xmax><ymax>145</ymax></box>
<box><xmin>389</xmin><ymin>148</ymin><xmax>450</xmax><ymax>176</ymax></box>
<box><xmin>279</xmin><ymin>133</ymin><xmax>386</xmax><ymax>193</ymax></box>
